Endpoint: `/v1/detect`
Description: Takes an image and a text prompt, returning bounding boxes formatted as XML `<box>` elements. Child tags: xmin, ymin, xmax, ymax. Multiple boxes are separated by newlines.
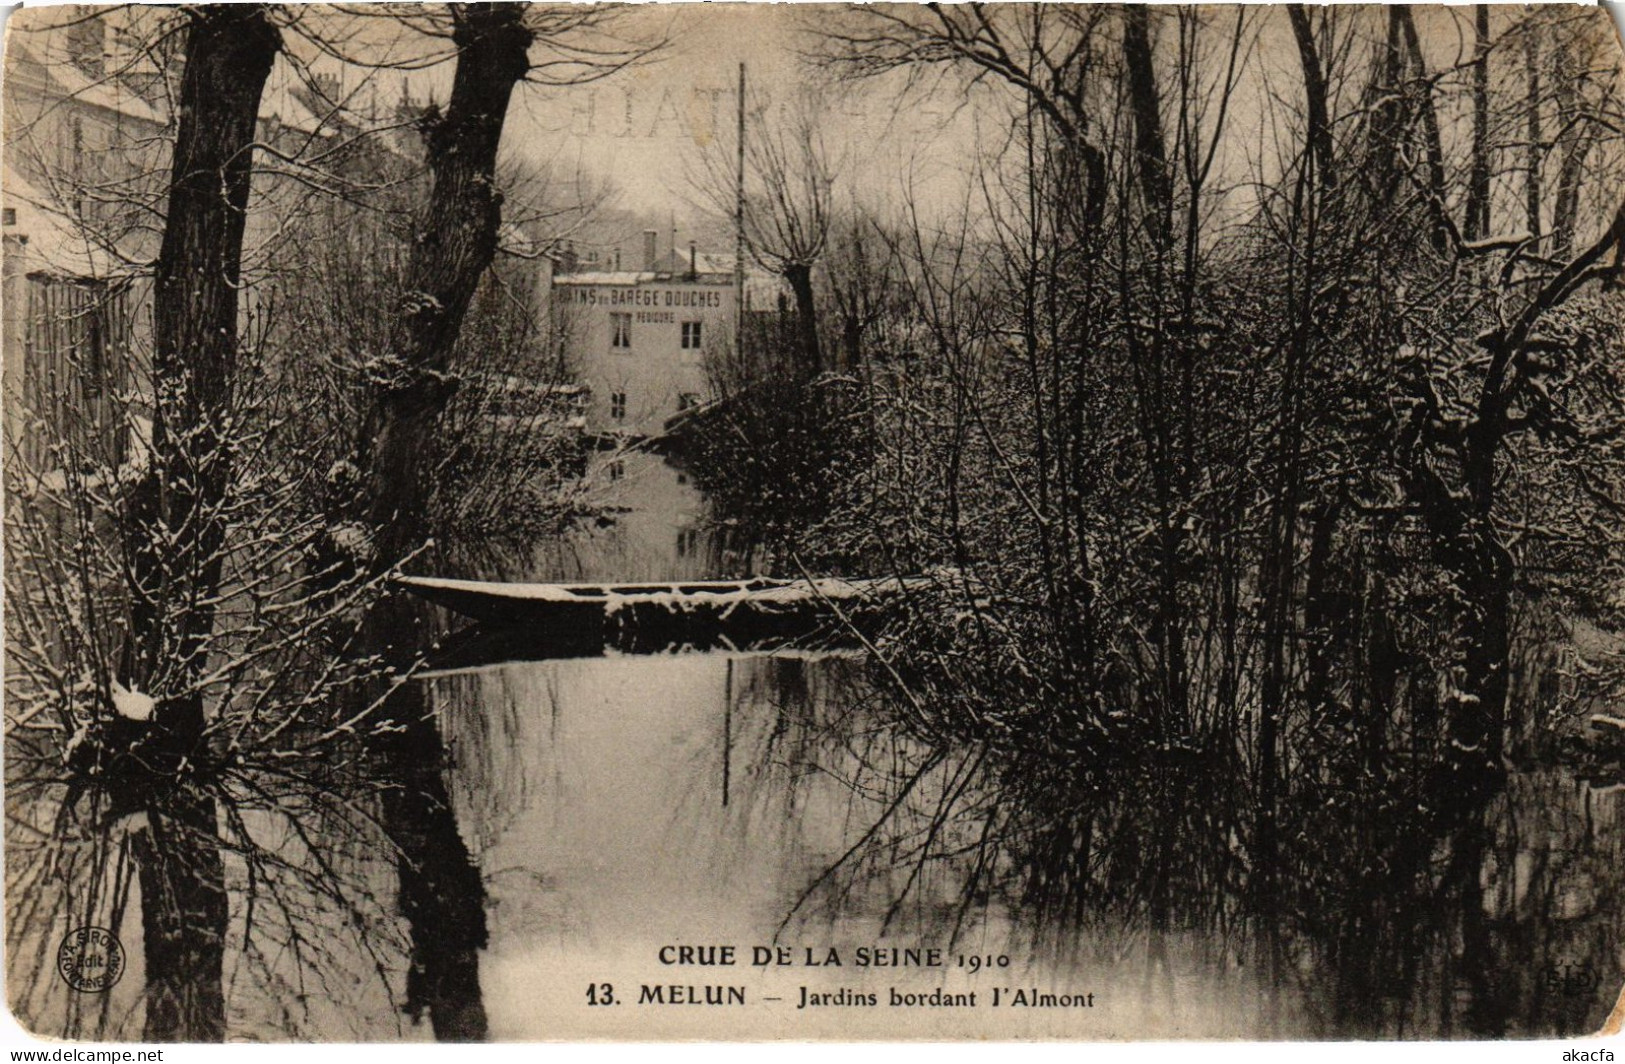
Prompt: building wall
<box><xmin>2</xmin><ymin>12</ymin><xmax>439</xmax><ymax>482</ymax></box>
<box><xmin>555</xmin><ymin>275</ymin><xmax>733</xmax><ymax>435</ymax></box>
<box><xmin>3</xmin><ymin>18</ymin><xmax>166</xmax><ymax>479</ymax></box>
<box><xmin>2</xmin><ymin>267</ymin><xmax>140</xmax><ymax>474</ymax></box>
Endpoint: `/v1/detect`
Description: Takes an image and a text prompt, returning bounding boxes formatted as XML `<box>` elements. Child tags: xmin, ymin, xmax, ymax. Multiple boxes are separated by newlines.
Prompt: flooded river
<box><xmin>431</xmin><ymin>644</ymin><xmax>1625</xmax><ymax>1041</ymax></box>
<box><xmin>434</xmin><ymin>649</ymin><xmax>1288</xmax><ymax>1040</ymax></box>
<box><xmin>7</xmin><ymin>455</ymin><xmax>1623</xmax><ymax>1041</ymax></box>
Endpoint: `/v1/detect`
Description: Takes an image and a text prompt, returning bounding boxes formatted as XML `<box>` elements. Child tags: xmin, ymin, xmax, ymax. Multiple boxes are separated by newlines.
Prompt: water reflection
<box><xmin>371</xmin><ymin>677</ymin><xmax>490</xmax><ymax>1041</ymax></box>
<box><xmin>426</xmin><ymin>648</ymin><xmax>1624</xmax><ymax>1040</ymax></box>
<box><xmin>524</xmin><ymin>451</ymin><xmax>760</xmax><ymax>583</ymax></box>
<box><xmin>2</xmin><ymin>609</ymin><xmax>490</xmax><ymax>1044</ymax></box>
<box><xmin>7</xmin><ymin>638</ymin><xmax>1622</xmax><ymax>1040</ymax></box>
<box><xmin>134</xmin><ymin>789</ymin><xmax>226</xmax><ymax>1041</ymax></box>
<box><xmin>6</xmin><ymin>452</ymin><xmax>1622</xmax><ymax>1040</ymax></box>
<box><xmin>4</xmin><ymin>761</ymin><xmax>420</xmax><ymax>1041</ymax></box>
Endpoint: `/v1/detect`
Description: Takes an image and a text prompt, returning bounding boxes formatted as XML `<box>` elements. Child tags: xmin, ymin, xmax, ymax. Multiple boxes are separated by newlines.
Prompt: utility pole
<box><xmin>734</xmin><ymin>62</ymin><xmax>746</xmax><ymax>361</ymax></box>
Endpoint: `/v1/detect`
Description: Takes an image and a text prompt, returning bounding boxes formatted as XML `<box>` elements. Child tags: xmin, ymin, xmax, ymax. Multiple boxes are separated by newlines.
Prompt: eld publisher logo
<box><xmin>56</xmin><ymin>926</ymin><xmax>124</xmax><ymax>993</ymax></box>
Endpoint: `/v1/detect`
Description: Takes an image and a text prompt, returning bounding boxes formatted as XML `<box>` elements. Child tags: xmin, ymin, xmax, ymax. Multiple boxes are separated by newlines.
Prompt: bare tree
<box><xmin>324</xmin><ymin>4</ymin><xmax>660</xmax><ymax>560</ymax></box>
<box><xmin>355</xmin><ymin>4</ymin><xmax>533</xmax><ymax>561</ymax></box>
<box><xmin>125</xmin><ymin>3</ymin><xmax>282</xmax><ymax>753</ymax></box>
<box><xmin>690</xmin><ymin>86</ymin><xmax>835</xmax><ymax>375</ymax></box>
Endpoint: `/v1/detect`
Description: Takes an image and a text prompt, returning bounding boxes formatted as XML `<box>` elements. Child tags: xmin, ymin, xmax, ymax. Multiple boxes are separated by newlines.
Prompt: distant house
<box><xmin>553</xmin><ymin>229</ymin><xmax>735</xmax><ymax>437</ymax></box>
<box><xmin>554</xmin><ymin>227</ymin><xmax>790</xmax><ymax>437</ymax></box>
<box><xmin>2</xmin><ymin>13</ymin><xmax>169</xmax><ymax>477</ymax></box>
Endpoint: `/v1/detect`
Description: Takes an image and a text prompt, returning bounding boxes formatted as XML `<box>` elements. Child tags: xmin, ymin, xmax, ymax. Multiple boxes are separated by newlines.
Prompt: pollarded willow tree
<box><xmin>690</xmin><ymin>85</ymin><xmax>838</xmax><ymax>376</ymax></box>
<box><xmin>323</xmin><ymin>3</ymin><xmax>662</xmax><ymax>563</ymax></box>
<box><xmin>7</xmin><ymin>2</ymin><xmax>664</xmax><ymax>765</ymax></box>
<box><xmin>5</xmin><ymin>2</ymin><xmax>662</xmax><ymax>1042</ymax></box>
<box><xmin>118</xmin><ymin>2</ymin><xmax>283</xmax><ymax>759</ymax></box>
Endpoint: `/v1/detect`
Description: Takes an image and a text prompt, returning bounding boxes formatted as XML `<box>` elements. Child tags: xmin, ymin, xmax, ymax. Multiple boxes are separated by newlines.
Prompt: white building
<box><xmin>547</xmin><ymin>228</ymin><xmax>791</xmax><ymax>579</ymax></box>
<box><xmin>555</xmin><ymin>229</ymin><xmax>779</xmax><ymax>437</ymax></box>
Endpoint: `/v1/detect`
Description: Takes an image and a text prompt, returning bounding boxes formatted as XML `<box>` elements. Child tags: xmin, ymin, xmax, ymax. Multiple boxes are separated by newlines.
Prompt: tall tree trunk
<box><xmin>127</xmin><ymin>5</ymin><xmax>280</xmax><ymax>753</ymax></box>
<box><xmin>1122</xmin><ymin>4</ymin><xmax>1171</xmax><ymax>240</ymax></box>
<box><xmin>1464</xmin><ymin>5</ymin><xmax>1492</xmax><ymax>241</ymax></box>
<box><xmin>782</xmin><ymin>260</ymin><xmax>821</xmax><ymax>376</ymax></box>
<box><xmin>361</xmin><ymin>4</ymin><xmax>534</xmax><ymax>562</ymax></box>
<box><xmin>1523</xmin><ymin>20</ymin><xmax>1542</xmax><ymax>239</ymax></box>
<box><xmin>1366</xmin><ymin>8</ymin><xmax>1408</xmax><ymax>203</ymax></box>
<box><xmin>1549</xmin><ymin>43</ymin><xmax>1589</xmax><ymax>256</ymax></box>
<box><xmin>1396</xmin><ymin>8</ymin><xmax>1451</xmax><ymax>250</ymax></box>
<box><xmin>1287</xmin><ymin>5</ymin><xmax>1337</xmax><ymax>191</ymax></box>
<box><xmin>1254</xmin><ymin>84</ymin><xmax>1326</xmax><ymax>922</ymax></box>
<box><xmin>1551</xmin><ymin>140</ymin><xmax>1590</xmax><ymax>256</ymax></box>
<box><xmin>1119</xmin><ymin>3</ymin><xmax>1187</xmax><ymax>741</ymax></box>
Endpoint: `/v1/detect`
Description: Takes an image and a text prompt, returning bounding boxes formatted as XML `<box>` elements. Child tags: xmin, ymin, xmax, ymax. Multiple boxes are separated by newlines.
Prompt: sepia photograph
<box><xmin>3</xmin><ymin>0</ymin><xmax>1625</xmax><ymax>1045</ymax></box>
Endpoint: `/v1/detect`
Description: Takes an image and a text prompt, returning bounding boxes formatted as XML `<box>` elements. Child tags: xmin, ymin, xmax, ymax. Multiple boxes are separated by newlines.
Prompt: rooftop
<box><xmin>554</xmin><ymin>251</ymin><xmax>791</xmax><ymax>294</ymax></box>
<box><xmin>2</xmin><ymin>163</ymin><xmax>134</xmax><ymax>278</ymax></box>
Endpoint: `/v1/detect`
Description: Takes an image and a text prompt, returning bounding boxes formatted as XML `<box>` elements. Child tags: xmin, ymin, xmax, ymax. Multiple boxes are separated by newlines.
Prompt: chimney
<box><xmin>689</xmin><ymin>242</ymin><xmax>697</xmax><ymax>281</ymax></box>
<box><xmin>311</xmin><ymin>72</ymin><xmax>341</xmax><ymax>106</ymax></box>
<box><xmin>558</xmin><ymin>239</ymin><xmax>578</xmax><ymax>274</ymax></box>
<box><xmin>642</xmin><ymin>230</ymin><xmax>658</xmax><ymax>271</ymax></box>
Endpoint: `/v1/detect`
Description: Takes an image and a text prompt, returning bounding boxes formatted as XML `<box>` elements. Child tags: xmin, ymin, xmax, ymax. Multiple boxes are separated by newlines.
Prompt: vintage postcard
<box><xmin>4</xmin><ymin>0</ymin><xmax>1625</xmax><ymax>1046</ymax></box>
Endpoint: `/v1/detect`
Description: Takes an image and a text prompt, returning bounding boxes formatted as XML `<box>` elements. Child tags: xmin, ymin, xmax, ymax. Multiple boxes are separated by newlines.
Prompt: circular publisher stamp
<box><xmin>57</xmin><ymin>926</ymin><xmax>124</xmax><ymax>993</ymax></box>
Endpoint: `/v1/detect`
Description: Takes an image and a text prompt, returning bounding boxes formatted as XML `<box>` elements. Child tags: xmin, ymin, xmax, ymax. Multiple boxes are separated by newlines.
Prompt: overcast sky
<box><xmin>256</xmin><ymin>2</ymin><xmax>1623</xmax><ymax>254</ymax></box>
<box><xmin>496</xmin><ymin>4</ymin><xmax>990</xmax><ymax>230</ymax></box>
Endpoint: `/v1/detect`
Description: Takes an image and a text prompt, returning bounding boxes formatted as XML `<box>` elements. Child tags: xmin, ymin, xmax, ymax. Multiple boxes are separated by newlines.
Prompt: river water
<box><xmin>6</xmin><ymin>453</ymin><xmax>1623</xmax><ymax>1041</ymax></box>
<box><xmin>431</xmin><ymin>648</ymin><xmax>1292</xmax><ymax>1040</ymax></box>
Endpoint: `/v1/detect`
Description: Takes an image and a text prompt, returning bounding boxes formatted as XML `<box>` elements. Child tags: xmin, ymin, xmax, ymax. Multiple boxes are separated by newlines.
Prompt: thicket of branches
<box><xmin>789</xmin><ymin>3</ymin><xmax>1625</xmax><ymax>765</ymax></box>
<box><xmin>678</xmin><ymin>5</ymin><xmax>1625</xmax><ymax>996</ymax></box>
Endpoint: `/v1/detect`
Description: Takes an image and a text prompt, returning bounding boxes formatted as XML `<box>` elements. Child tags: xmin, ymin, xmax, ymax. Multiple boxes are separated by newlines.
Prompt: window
<box><xmin>67</xmin><ymin>116</ymin><xmax>83</xmax><ymax>173</ymax></box>
<box><xmin>2</xmin><ymin>208</ymin><xmax>14</xmax><ymax>226</ymax></box>
<box><xmin>680</xmin><ymin>321</ymin><xmax>703</xmax><ymax>349</ymax></box>
<box><xmin>611</xmin><ymin>312</ymin><xmax>631</xmax><ymax>349</ymax></box>
<box><xmin>610</xmin><ymin>391</ymin><xmax>626</xmax><ymax>420</ymax></box>
<box><xmin>608</xmin><ymin>460</ymin><xmax>625</xmax><ymax>482</ymax></box>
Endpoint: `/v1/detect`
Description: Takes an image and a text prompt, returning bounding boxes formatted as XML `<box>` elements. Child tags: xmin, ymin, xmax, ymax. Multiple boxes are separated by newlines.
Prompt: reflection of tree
<box><xmin>5</xmin><ymin>780</ymin><xmax>138</xmax><ymax>1041</ymax></box>
<box><xmin>775</xmin><ymin>662</ymin><xmax>1624</xmax><ymax>1038</ymax></box>
<box><xmin>133</xmin><ymin>788</ymin><xmax>226</xmax><ymax>1041</ymax></box>
<box><xmin>371</xmin><ymin>675</ymin><xmax>489</xmax><ymax>1041</ymax></box>
<box><xmin>4</xmin><ymin>669</ymin><xmax>493</xmax><ymax>1043</ymax></box>
<box><xmin>5</xmin><ymin>777</ymin><xmax>347</xmax><ymax>1039</ymax></box>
